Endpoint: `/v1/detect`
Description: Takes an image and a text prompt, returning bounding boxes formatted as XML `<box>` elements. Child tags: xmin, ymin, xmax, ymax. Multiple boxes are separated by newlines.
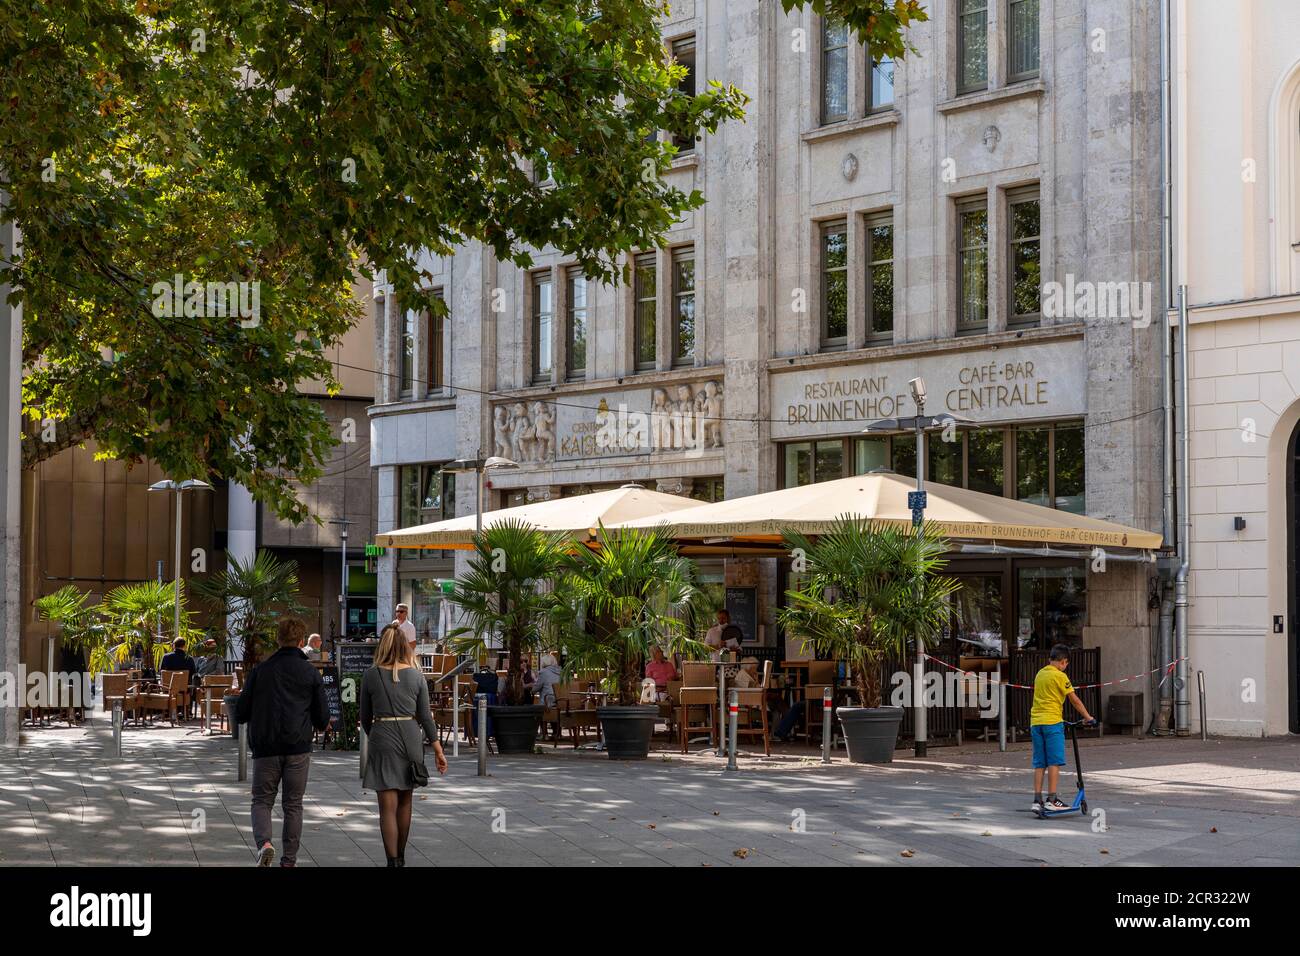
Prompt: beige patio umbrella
<box><xmin>374</xmin><ymin>484</ymin><xmax>707</xmax><ymax>549</ymax></box>
<box><xmin>610</xmin><ymin>471</ymin><xmax>1162</xmax><ymax>550</ymax></box>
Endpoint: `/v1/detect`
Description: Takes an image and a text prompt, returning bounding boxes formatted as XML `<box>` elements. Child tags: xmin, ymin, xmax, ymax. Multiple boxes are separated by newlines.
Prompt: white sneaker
<box><xmin>255</xmin><ymin>842</ymin><xmax>276</xmax><ymax>867</ymax></box>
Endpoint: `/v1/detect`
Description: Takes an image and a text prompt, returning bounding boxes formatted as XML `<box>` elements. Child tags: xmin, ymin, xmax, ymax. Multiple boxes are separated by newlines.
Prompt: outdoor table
<box><xmin>693</xmin><ymin>660</ymin><xmax>735</xmax><ymax>757</ymax></box>
<box><xmin>573</xmin><ymin>691</ymin><xmax>609</xmax><ymax>751</ymax></box>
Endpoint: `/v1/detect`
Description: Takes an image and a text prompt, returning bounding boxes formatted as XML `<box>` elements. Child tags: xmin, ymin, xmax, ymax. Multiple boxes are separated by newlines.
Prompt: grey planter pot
<box><xmin>595</xmin><ymin>705</ymin><xmax>658</xmax><ymax>760</ymax></box>
<box><xmin>487</xmin><ymin>704</ymin><xmax>544</xmax><ymax>754</ymax></box>
<box><xmin>837</xmin><ymin>706</ymin><xmax>904</xmax><ymax>764</ymax></box>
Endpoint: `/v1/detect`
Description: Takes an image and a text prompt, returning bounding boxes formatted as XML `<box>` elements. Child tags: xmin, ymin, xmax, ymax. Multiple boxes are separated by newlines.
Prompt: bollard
<box><xmin>452</xmin><ymin>683</ymin><xmax>460</xmax><ymax>758</ymax></box>
<box><xmin>359</xmin><ymin>727</ymin><xmax>368</xmax><ymax>780</ymax></box>
<box><xmin>237</xmin><ymin>722</ymin><xmax>249</xmax><ymax>782</ymax></box>
<box><xmin>112</xmin><ymin>702</ymin><xmax>123</xmax><ymax>757</ymax></box>
<box><xmin>476</xmin><ymin>696</ymin><xmax>488</xmax><ymax>777</ymax></box>
<box><xmin>821</xmin><ymin>687</ymin><xmax>833</xmax><ymax>764</ymax></box>
<box><xmin>726</xmin><ymin>690</ymin><xmax>739</xmax><ymax>771</ymax></box>
<box><xmin>997</xmin><ymin>670</ymin><xmax>1007</xmax><ymax>753</ymax></box>
<box><xmin>1197</xmin><ymin>670</ymin><xmax>1208</xmax><ymax>741</ymax></box>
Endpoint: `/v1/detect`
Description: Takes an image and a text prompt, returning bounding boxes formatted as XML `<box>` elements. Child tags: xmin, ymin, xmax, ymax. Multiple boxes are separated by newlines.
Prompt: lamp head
<box><xmin>908</xmin><ymin>377</ymin><xmax>927</xmax><ymax>408</ymax></box>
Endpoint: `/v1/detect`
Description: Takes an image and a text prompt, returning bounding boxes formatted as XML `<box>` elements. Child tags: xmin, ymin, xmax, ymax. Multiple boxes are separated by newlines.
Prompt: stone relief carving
<box><xmin>492</xmin><ymin>380</ymin><xmax>724</xmax><ymax>464</ymax></box>
<box><xmin>982</xmin><ymin>125</ymin><xmax>1001</xmax><ymax>152</ymax></box>
<box><xmin>841</xmin><ymin>152</ymin><xmax>859</xmax><ymax>182</ymax></box>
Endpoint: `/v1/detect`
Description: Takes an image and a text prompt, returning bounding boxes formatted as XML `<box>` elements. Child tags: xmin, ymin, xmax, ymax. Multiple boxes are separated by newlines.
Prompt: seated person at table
<box><xmin>194</xmin><ymin>639</ymin><xmax>223</xmax><ymax>679</ymax></box>
<box><xmin>644</xmin><ymin>647</ymin><xmax>678</xmax><ymax>700</ymax></box>
<box><xmin>532</xmin><ymin>658</ymin><xmax>563</xmax><ymax>707</ymax></box>
<box><xmin>731</xmin><ymin>657</ymin><xmax>760</xmax><ymax>689</ymax></box>
<box><xmin>302</xmin><ymin>633</ymin><xmax>323</xmax><ymax>661</ymax></box>
<box><xmin>519</xmin><ymin>655</ymin><xmax>536</xmax><ymax>698</ymax></box>
<box><xmin>161</xmin><ymin>638</ymin><xmax>197</xmax><ymax>679</ymax></box>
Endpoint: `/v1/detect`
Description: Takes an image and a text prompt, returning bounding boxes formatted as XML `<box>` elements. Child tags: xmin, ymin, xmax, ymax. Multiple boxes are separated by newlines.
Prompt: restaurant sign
<box><xmin>770</xmin><ymin>339</ymin><xmax>1085</xmax><ymax>440</ymax></box>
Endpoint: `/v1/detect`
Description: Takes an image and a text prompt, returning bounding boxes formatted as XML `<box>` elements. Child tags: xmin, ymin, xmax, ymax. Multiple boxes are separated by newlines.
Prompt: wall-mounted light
<box><xmin>1233</xmin><ymin>516</ymin><xmax>1246</xmax><ymax>532</ymax></box>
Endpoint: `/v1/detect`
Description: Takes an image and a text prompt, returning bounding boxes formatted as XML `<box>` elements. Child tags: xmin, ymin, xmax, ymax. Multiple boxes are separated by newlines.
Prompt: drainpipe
<box><xmin>1174</xmin><ymin>284</ymin><xmax>1192</xmax><ymax>735</ymax></box>
<box><xmin>1156</xmin><ymin>0</ymin><xmax>1176</xmax><ymax>734</ymax></box>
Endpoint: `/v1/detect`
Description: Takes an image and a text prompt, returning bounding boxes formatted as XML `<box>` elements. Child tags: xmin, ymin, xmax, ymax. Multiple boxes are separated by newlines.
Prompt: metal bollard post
<box><xmin>726</xmin><ymin>690</ymin><xmax>739</xmax><ymax>771</ymax></box>
<box><xmin>237</xmin><ymin>722</ymin><xmax>249</xmax><ymax>782</ymax></box>
<box><xmin>477</xmin><ymin>696</ymin><xmax>488</xmax><ymax>777</ymax></box>
<box><xmin>359</xmin><ymin>727</ymin><xmax>369</xmax><ymax>780</ymax></box>
<box><xmin>1197</xmin><ymin>670</ymin><xmax>1208</xmax><ymax>741</ymax></box>
<box><xmin>452</xmin><ymin>685</ymin><xmax>460</xmax><ymax>758</ymax></box>
<box><xmin>997</xmin><ymin>670</ymin><xmax>1007</xmax><ymax>753</ymax></box>
<box><xmin>112</xmin><ymin>702</ymin><xmax>123</xmax><ymax>757</ymax></box>
<box><xmin>821</xmin><ymin>687</ymin><xmax>833</xmax><ymax>764</ymax></box>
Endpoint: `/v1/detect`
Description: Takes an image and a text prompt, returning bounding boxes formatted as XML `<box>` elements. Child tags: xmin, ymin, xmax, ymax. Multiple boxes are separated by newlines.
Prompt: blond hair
<box><xmin>375</xmin><ymin>624</ymin><xmax>414</xmax><ymax>681</ymax></box>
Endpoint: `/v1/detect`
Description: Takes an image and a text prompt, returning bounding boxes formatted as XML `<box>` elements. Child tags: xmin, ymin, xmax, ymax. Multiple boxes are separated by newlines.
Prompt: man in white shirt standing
<box><xmin>392</xmin><ymin>603</ymin><xmax>417</xmax><ymax>652</ymax></box>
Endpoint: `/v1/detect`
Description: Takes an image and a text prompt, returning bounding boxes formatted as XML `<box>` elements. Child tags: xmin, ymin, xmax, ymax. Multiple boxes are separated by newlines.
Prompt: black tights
<box><xmin>376</xmin><ymin>789</ymin><xmax>413</xmax><ymax>860</ymax></box>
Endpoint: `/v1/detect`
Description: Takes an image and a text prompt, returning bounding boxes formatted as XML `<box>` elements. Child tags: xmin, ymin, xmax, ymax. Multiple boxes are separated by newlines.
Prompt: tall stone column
<box><xmin>376</xmin><ymin>464</ymin><xmax>398</xmax><ymax>635</ymax></box>
<box><xmin>0</xmin><ymin>209</ymin><xmax>20</xmax><ymax>752</ymax></box>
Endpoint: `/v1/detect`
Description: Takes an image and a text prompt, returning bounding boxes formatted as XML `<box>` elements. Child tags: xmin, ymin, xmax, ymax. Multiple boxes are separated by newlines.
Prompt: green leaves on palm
<box><xmin>37</xmin><ymin>580</ymin><xmax>198</xmax><ymax>675</ymax></box>
<box><xmin>192</xmin><ymin>549</ymin><xmax>303</xmax><ymax>664</ymax></box>
<box><xmin>777</xmin><ymin>518</ymin><xmax>957</xmax><ymax>707</ymax></box>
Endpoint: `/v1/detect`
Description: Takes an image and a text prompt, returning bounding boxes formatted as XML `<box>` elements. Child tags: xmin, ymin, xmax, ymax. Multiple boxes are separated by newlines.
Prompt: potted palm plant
<box><xmin>193</xmin><ymin>549</ymin><xmax>304</xmax><ymax>666</ymax></box>
<box><xmin>563</xmin><ymin>524</ymin><xmax>702</xmax><ymax>760</ymax></box>
<box><xmin>778</xmin><ymin>518</ymin><xmax>957</xmax><ymax>763</ymax></box>
<box><xmin>447</xmin><ymin>520</ymin><xmax>572</xmax><ymax>754</ymax></box>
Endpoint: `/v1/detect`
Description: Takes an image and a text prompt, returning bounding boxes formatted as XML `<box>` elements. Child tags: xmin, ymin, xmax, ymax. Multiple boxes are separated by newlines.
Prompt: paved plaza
<box><xmin>2</xmin><ymin>714</ymin><xmax>1298</xmax><ymax>867</ymax></box>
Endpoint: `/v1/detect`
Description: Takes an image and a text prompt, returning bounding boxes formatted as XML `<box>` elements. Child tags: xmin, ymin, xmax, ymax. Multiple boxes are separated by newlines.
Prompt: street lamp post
<box><xmin>329</xmin><ymin>517</ymin><xmax>354</xmax><ymax>642</ymax></box>
<box><xmin>148</xmin><ymin>479</ymin><xmax>213</xmax><ymax>643</ymax></box>
<box><xmin>863</xmin><ymin>381</ymin><xmax>968</xmax><ymax>759</ymax></box>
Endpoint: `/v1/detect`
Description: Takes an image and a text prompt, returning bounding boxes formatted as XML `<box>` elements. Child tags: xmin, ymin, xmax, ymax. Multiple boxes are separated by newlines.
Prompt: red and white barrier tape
<box><xmin>921</xmin><ymin>654</ymin><xmax>1186</xmax><ymax>691</ymax></box>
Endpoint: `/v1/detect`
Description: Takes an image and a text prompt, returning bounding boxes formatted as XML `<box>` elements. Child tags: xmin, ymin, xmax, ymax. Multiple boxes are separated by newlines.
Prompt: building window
<box><xmin>957</xmin><ymin>200</ymin><xmax>989</xmax><ymax>333</ymax></box>
<box><xmin>1008</xmin><ymin>192</ymin><xmax>1041</xmax><ymax>327</ymax></box>
<box><xmin>783</xmin><ymin>440</ymin><xmax>846</xmax><ymax>487</ymax></box>
<box><xmin>1016</xmin><ymin>422</ymin><xmax>1086</xmax><ymax>514</ymax></box>
<box><xmin>869</xmin><ymin>57</ymin><xmax>895</xmax><ymax>112</ymax></box>
<box><xmin>1017</xmin><ymin>565</ymin><xmax>1086</xmax><ymax>651</ymax></box>
<box><xmin>566</xmin><ymin>268</ymin><xmax>588</xmax><ymax>380</ymax></box>
<box><xmin>531</xmin><ymin>272</ymin><xmax>553</xmax><ymax>382</ymax></box>
<box><xmin>633</xmin><ymin>253</ymin><xmax>657</xmax><ymax>370</ymax></box>
<box><xmin>691</xmin><ymin>477</ymin><xmax>725</xmax><ymax>503</ymax></box>
<box><xmin>400</xmin><ymin>464</ymin><xmax>458</xmax><ymax>561</ymax></box>
<box><xmin>427</xmin><ymin>293</ymin><xmax>445</xmax><ymax>393</ymax></box>
<box><xmin>400</xmin><ymin>307</ymin><xmax>415</xmax><ymax>395</ymax></box>
<box><xmin>821</xmin><ymin>221</ymin><xmax>848</xmax><ymax>348</ymax></box>
<box><xmin>821</xmin><ymin>18</ymin><xmax>849</xmax><ymax>124</ymax></box>
<box><xmin>672</xmin><ymin>247</ymin><xmax>695</xmax><ymax>366</ymax></box>
<box><xmin>957</xmin><ymin>0</ymin><xmax>989</xmax><ymax>94</ymax></box>
<box><xmin>672</xmin><ymin>36</ymin><xmax>696</xmax><ymax>152</ymax></box>
<box><xmin>866</xmin><ymin>215</ymin><xmax>894</xmax><ymax>341</ymax></box>
<box><xmin>1007</xmin><ymin>0</ymin><xmax>1040</xmax><ymax>82</ymax></box>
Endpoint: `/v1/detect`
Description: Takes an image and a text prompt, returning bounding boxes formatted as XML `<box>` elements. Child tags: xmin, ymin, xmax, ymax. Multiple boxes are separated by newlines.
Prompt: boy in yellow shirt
<box><xmin>1030</xmin><ymin>644</ymin><xmax>1095</xmax><ymax>811</ymax></box>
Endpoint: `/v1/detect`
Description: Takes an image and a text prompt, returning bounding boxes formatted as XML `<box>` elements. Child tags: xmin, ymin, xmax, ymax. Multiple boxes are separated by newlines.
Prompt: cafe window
<box><xmin>869</xmin><ymin>56</ymin><xmax>895</xmax><ymax>112</ymax></box>
<box><xmin>783</xmin><ymin>440</ymin><xmax>846</xmax><ymax>488</ymax></box>
<box><xmin>821</xmin><ymin>221</ymin><xmax>848</xmax><ymax>349</ymax></box>
<box><xmin>1015</xmin><ymin>422</ymin><xmax>1085</xmax><ymax>514</ymax></box>
<box><xmin>957</xmin><ymin>0</ymin><xmax>989</xmax><ymax>94</ymax></box>
<box><xmin>399</xmin><ymin>307</ymin><xmax>415</xmax><ymax>395</ymax></box>
<box><xmin>634</xmin><ymin>253</ymin><xmax>657</xmax><ymax>370</ymax></box>
<box><xmin>1017</xmin><ymin>564</ymin><xmax>1086</xmax><ymax>652</ymax></box>
<box><xmin>672</xmin><ymin>36</ymin><xmax>697</xmax><ymax>151</ymax></box>
<box><xmin>401</xmin><ymin>577</ymin><xmax>453</xmax><ymax>646</ymax></box>
<box><xmin>566</xmin><ymin>268</ymin><xmax>588</xmax><ymax>380</ymax></box>
<box><xmin>399</xmin><ymin>464</ymin><xmax>457</xmax><ymax>560</ymax></box>
<box><xmin>691</xmin><ymin>477</ymin><xmax>725</xmax><ymax>503</ymax></box>
<box><xmin>821</xmin><ymin>18</ymin><xmax>849</xmax><ymax>124</ymax></box>
<box><xmin>866</xmin><ymin>215</ymin><xmax>894</xmax><ymax>341</ymax></box>
<box><xmin>672</xmin><ymin>246</ymin><xmax>695</xmax><ymax>366</ymax></box>
<box><xmin>532</xmin><ymin>272</ymin><xmax>553</xmax><ymax>383</ymax></box>
<box><xmin>1008</xmin><ymin>190</ymin><xmax>1041</xmax><ymax>327</ymax></box>
<box><xmin>427</xmin><ymin>292</ymin><xmax>446</xmax><ymax>393</ymax></box>
<box><xmin>1008</xmin><ymin>0</ymin><xmax>1041</xmax><ymax>82</ymax></box>
<box><xmin>957</xmin><ymin>199</ymin><xmax>989</xmax><ymax>333</ymax></box>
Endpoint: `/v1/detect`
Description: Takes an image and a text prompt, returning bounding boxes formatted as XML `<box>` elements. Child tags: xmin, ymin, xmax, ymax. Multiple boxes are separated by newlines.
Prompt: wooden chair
<box><xmin>138</xmin><ymin>678</ymin><xmax>175</xmax><ymax>726</ymax></box>
<box><xmin>803</xmin><ymin>660</ymin><xmax>838</xmax><ymax>745</ymax></box>
<box><xmin>678</xmin><ymin>662</ymin><xmax>719</xmax><ymax>753</ymax></box>
<box><xmin>101</xmin><ymin>673</ymin><xmax>141</xmax><ymax>725</ymax></box>
<box><xmin>734</xmin><ymin>660</ymin><xmax>773</xmax><ymax>756</ymax></box>
<box><xmin>200</xmin><ymin>675</ymin><xmax>235</xmax><ymax>734</ymax></box>
<box><xmin>658</xmin><ymin>679</ymin><xmax>683</xmax><ymax>739</ymax></box>
<box><xmin>160</xmin><ymin>669</ymin><xmax>191</xmax><ymax>721</ymax></box>
<box><xmin>553</xmin><ymin>684</ymin><xmax>600</xmax><ymax>748</ymax></box>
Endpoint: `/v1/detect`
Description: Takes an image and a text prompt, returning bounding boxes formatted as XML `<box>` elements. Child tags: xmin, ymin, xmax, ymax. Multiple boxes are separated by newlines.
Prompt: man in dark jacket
<box><xmin>235</xmin><ymin>616</ymin><xmax>330</xmax><ymax>868</ymax></box>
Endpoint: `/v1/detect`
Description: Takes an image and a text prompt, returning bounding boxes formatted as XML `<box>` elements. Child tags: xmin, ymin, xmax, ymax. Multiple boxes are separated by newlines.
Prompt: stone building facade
<box><xmin>369</xmin><ymin>0</ymin><xmax>1166</xmax><ymax>727</ymax></box>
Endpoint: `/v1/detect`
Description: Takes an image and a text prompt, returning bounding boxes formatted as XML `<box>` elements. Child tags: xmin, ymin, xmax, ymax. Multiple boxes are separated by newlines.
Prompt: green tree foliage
<box><xmin>777</xmin><ymin>519</ymin><xmax>957</xmax><ymax>708</ymax></box>
<box><xmin>192</xmin><ymin>548</ymin><xmax>304</xmax><ymax>665</ymax></box>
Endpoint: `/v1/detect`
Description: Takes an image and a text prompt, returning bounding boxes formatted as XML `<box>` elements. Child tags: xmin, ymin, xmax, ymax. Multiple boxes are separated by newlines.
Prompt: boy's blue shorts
<box><xmin>1031</xmin><ymin>723</ymin><xmax>1066</xmax><ymax>768</ymax></box>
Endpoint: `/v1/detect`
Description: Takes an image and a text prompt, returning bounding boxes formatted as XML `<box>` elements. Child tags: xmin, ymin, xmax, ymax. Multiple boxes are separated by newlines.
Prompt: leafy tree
<box><xmin>777</xmin><ymin>519</ymin><xmax>957</xmax><ymax>708</ymax></box>
<box><xmin>0</xmin><ymin>1</ymin><xmax>924</xmax><ymax>522</ymax></box>
<box><xmin>192</xmin><ymin>548</ymin><xmax>304</xmax><ymax>665</ymax></box>
<box><xmin>562</xmin><ymin>524</ymin><xmax>703</xmax><ymax>705</ymax></box>
<box><xmin>446</xmin><ymin>519</ymin><xmax>573</xmax><ymax>706</ymax></box>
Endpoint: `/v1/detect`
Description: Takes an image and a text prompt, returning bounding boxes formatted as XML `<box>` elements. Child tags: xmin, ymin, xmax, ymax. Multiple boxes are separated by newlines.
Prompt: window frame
<box><xmin>868</xmin><ymin>55</ymin><xmax>895</xmax><ymax>113</ymax></box>
<box><xmin>633</xmin><ymin>252</ymin><xmax>658</xmax><ymax>372</ymax></box>
<box><xmin>671</xmin><ymin>36</ymin><xmax>697</xmax><ymax>152</ymax></box>
<box><xmin>957</xmin><ymin>0</ymin><xmax>990</xmax><ymax>95</ymax></box>
<box><xmin>531</xmin><ymin>270</ymin><xmax>554</xmax><ymax>384</ymax></box>
<box><xmin>399</xmin><ymin>305</ymin><xmax>416</xmax><ymax>396</ymax></box>
<box><xmin>427</xmin><ymin>291</ymin><xmax>446</xmax><ymax>395</ymax></box>
<box><xmin>565</xmin><ymin>266</ymin><xmax>588</xmax><ymax>380</ymax></box>
<box><xmin>864</xmin><ymin>212</ymin><xmax>895</xmax><ymax>343</ymax></box>
<box><xmin>671</xmin><ymin>245</ymin><xmax>696</xmax><ymax>367</ymax></box>
<box><xmin>956</xmin><ymin>197</ymin><xmax>990</xmax><ymax>334</ymax></box>
<box><xmin>821</xmin><ymin>17</ymin><xmax>849</xmax><ymax>125</ymax></box>
<box><xmin>820</xmin><ymin>219</ymin><xmax>849</xmax><ymax>350</ymax></box>
<box><xmin>1006</xmin><ymin>187</ymin><xmax>1042</xmax><ymax>328</ymax></box>
<box><xmin>1007</xmin><ymin>0</ymin><xmax>1041</xmax><ymax>83</ymax></box>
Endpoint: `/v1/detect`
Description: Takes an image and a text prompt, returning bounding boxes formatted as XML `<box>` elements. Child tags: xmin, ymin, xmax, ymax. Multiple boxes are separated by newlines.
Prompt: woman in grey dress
<box><xmin>360</xmin><ymin>625</ymin><xmax>448</xmax><ymax>866</ymax></box>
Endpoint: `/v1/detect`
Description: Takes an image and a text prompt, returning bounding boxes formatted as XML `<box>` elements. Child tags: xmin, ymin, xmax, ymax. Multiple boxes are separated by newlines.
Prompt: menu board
<box><xmin>725</xmin><ymin>587</ymin><xmax>758</xmax><ymax>645</ymax></box>
<box><xmin>320</xmin><ymin>666</ymin><xmax>342</xmax><ymax>732</ymax></box>
<box><xmin>338</xmin><ymin>641</ymin><xmax>377</xmax><ymax>677</ymax></box>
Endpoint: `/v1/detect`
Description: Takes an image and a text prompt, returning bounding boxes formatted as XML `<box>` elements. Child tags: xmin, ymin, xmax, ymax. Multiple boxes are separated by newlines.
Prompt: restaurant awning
<box><xmin>608</xmin><ymin>471</ymin><xmax>1162</xmax><ymax>550</ymax></box>
<box><xmin>373</xmin><ymin>484</ymin><xmax>706</xmax><ymax>549</ymax></box>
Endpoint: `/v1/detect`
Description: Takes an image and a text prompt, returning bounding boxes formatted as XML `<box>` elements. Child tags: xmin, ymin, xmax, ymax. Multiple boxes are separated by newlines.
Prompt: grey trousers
<box><xmin>251</xmin><ymin>753</ymin><xmax>311</xmax><ymax>865</ymax></box>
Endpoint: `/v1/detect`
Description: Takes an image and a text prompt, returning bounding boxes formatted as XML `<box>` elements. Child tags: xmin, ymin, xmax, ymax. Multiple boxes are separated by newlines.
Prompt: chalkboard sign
<box><xmin>338</xmin><ymin>641</ymin><xmax>377</xmax><ymax>677</ymax></box>
<box><xmin>725</xmin><ymin>586</ymin><xmax>758</xmax><ymax>645</ymax></box>
<box><xmin>320</xmin><ymin>666</ymin><xmax>342</xmax><ymax>733</ymax></box>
